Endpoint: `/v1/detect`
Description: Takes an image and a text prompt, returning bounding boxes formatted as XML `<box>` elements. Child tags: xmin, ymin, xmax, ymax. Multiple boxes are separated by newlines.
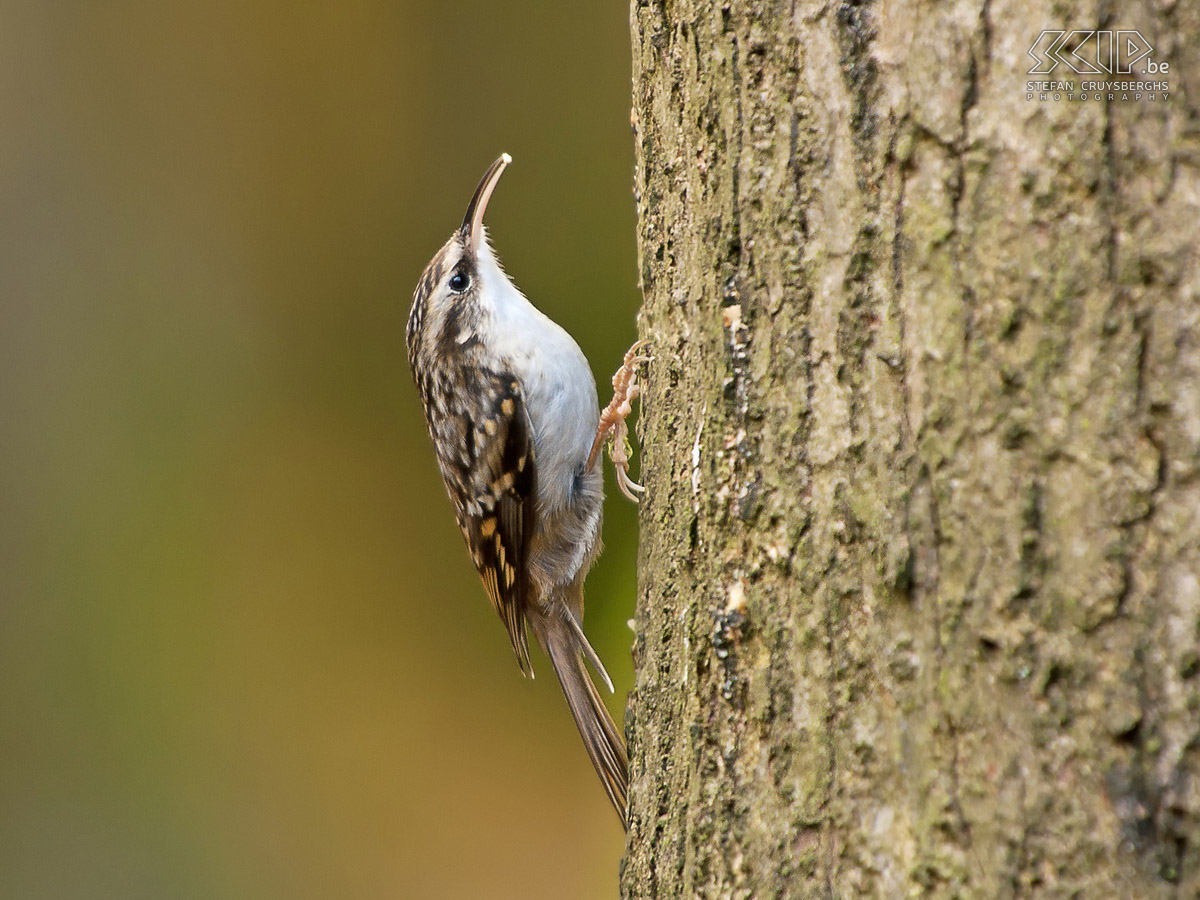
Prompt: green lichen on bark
<box><xmin>623</xmin><ymin>0</ymin><xmax>1200</xmax><ymax>897</ymax></box>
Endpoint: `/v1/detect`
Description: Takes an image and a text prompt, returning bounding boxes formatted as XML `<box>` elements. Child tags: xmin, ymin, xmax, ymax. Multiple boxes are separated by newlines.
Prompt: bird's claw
<box><xmin>587</xmin><ymin>339</ymin><xmax>652</xmax><ymax>503</ymax></box>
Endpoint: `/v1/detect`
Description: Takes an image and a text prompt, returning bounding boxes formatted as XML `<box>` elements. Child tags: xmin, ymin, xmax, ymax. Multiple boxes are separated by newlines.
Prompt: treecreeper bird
<box><xmin>406</xmin><ymin>154</ymin><xmax>648</xmax><ymax>828</ymax></box>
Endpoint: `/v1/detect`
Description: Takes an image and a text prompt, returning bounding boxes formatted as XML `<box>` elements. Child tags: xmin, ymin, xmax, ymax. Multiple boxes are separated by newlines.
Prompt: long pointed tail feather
<box><xmin>541</xmin><ymin>617</ymin><xmax>629</xmax><ymax>829</ymax></box>
<box><xmin>563</xmin><ymin>607</ymin><xmax>615</xmax><ymax>693</ymax></box>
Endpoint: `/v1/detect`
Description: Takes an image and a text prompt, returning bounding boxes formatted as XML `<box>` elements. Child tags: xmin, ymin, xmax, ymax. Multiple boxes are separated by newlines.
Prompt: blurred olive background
<box><xmin>0</xmin><ymin>3</ymin><xmax>640</xmax><ymax>898</ymax></box>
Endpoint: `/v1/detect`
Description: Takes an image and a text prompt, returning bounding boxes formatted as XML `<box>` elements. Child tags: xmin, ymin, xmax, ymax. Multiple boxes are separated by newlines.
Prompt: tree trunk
<box><xmin>623</xmin><ymin>1</ymin><xmax>1200</xmax><ymax>896</ymax></box>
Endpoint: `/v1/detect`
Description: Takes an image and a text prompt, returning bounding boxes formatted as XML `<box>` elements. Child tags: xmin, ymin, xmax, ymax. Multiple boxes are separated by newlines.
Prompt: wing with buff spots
<box><xmin>431</xmin><ymin>370</ymin><xmax>535</xmax><ymax>674</ymax></box>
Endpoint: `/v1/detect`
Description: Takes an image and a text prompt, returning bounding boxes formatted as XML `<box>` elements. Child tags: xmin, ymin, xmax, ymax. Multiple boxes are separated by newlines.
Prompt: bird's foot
<box><xmin>587</xmin><ymin>339</ymin><xmax>652</xmax><ymax>503</ymax></box>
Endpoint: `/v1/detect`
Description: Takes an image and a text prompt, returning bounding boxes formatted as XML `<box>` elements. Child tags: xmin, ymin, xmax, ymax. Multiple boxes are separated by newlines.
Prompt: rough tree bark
<box><xmin>622</xmin><ymin>0</ymin><xmax>1200</xmax><ymax>896</ymax></box>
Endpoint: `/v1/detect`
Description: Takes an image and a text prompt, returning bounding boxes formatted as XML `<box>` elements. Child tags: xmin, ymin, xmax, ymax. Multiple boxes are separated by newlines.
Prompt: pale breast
<box><xmin>475</xmin><ymin>245</ymin><xmax>601</xmax><ymax>517</ymax></box>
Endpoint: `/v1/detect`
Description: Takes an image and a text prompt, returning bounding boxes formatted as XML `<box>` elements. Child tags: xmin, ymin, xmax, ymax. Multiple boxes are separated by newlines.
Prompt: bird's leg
<box><xmin>587</xmin><ymin>339</ymin><xmax>651</xmax><ymax>503</ymax></box>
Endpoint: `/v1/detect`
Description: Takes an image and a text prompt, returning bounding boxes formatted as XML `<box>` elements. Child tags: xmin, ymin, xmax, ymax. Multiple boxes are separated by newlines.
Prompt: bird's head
<box><xmin>407</xmin><ymin>154</ymin><xmax>514</xmax><ymax>357</ymax></box>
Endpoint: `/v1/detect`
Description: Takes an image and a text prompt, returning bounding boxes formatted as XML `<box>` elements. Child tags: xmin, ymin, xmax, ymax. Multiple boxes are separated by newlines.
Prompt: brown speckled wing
<box><xmin>430</xmin><ymin>369</ymin><xmax>535</xmax><ymax>674</ymax></box>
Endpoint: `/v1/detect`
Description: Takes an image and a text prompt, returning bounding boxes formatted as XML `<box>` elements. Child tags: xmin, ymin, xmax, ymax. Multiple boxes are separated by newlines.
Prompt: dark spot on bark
<box><xmin>833</xmin><ymin>0</ymin><xmax>880</xmax><ymax>172</ymax></box>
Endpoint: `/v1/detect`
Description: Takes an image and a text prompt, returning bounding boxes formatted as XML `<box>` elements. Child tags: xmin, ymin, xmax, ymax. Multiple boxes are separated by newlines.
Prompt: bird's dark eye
<box><xmin>448</xmin><ymin>271</ymin><xmax>470</xmax><ymax>293</ymax></box>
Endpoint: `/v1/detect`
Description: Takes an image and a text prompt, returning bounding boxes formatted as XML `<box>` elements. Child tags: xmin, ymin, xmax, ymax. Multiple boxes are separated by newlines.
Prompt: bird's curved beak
<box><xmin>461</xmin><ymin>153</ymin><xmax>512</xmax><ymax>256</ymax></box>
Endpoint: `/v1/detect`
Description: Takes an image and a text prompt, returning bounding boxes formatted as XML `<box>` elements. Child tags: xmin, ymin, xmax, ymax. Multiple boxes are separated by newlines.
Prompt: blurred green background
<box><xmin>0</xmin><ymin>3</ymin><xmax>639</xmax><ymax>898</ymax></box>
